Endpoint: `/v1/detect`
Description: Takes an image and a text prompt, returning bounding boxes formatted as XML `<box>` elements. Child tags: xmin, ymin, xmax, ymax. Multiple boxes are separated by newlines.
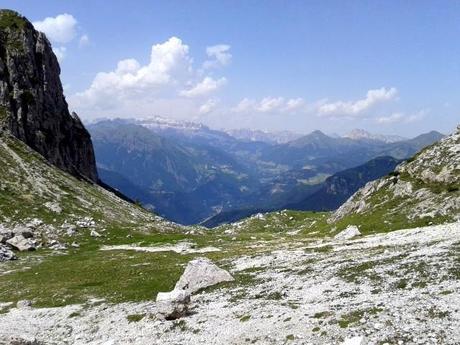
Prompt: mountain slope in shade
<box><xmin>0</xmin><ymin>133</ymin><xmax>177</xmax><ymax>235</ymax></box>
<box><xmin>89</xmin><ymin>120</ymin><xmax>261</xmax><ymax>224</ymax></box>
<box><xmin>201</xmin><ymin>156</ymin><xmax>400</xmax><ymax>227</ymax></box>
<box><xmin>285</xmin><ymin>156</ymin><xmax>401</xmax><ymax>211</ymax></box>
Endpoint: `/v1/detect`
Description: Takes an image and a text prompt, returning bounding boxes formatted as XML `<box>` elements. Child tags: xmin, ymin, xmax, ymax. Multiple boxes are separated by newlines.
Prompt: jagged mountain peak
<box><xmin>344</xmin><ymin>128</ymin><xmax>406</xmax><ymax>143</ymax></box>
<box><xmin>0</xmin><ymin>9</ymin><xmax>98</xmax><ymax>182</ymax></box>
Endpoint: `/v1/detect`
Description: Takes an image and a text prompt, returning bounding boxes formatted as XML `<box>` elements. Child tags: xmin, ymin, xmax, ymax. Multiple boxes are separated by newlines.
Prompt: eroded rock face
<box><xmin>0</xmin><ymin>10</ymin><xmax>98</xmax><ymax>182</ymax></box>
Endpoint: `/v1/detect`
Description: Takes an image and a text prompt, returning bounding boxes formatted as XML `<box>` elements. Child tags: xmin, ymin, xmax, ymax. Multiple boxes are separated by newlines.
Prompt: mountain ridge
<box><xmin>0</xmin><ymin>10</ymin><xmax>98</xmax><ymax>182</ymax></box>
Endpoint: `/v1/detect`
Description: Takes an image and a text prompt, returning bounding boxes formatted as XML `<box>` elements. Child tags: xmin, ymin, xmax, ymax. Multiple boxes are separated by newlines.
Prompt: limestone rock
<box><xmin>90</xmin><ymin>230</ymin><xmax>101</xmax><ymax>238</ymax></box>
<box><xmin>16</xmin><ymin>300</ymin><xmax>32</xmax><ymax>309</ymax></box>
<box><xmin>334</xmin><ymin>225</ymin><xmax>361</xmax><ymax>240</ymax></box>
<box><xmin>6</xmin><ymin>235</ymin><xmax>36</xmax><ymax>251</ymax></box>
<box><xmin>174</xmin><ymin>257</ymin><xmax>234</xmax><ymax>293</ymax></box>
<box><xmin>0</xmin><ymin>10</ymin><xmax>98</xmax><ymax>182</ymax></box>
<box><xmin>0</xmin><ymin>244</ymin><xmax>16</xmax><ymax>261</ymax></box>
<box><xmin>155</xmin><ymin>290</ymin><xmax>191</xmax><ymax>320</ymax></box>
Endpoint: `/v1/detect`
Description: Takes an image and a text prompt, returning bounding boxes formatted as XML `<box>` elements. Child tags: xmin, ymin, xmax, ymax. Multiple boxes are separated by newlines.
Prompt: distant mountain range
<box><xmin>88</xmin><ymin>117</ymin><xmax>444</xmax><ymax>225</ymax></box>
<box><xmin>343</xmin><ymin>128</ymin><xmax>407</xmax><ymax>143</ymax></box>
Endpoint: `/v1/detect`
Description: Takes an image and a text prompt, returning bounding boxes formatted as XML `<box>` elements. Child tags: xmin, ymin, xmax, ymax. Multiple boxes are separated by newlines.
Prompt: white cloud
<box><xmin>33</xmin><ymin>13</ymin><xmax>77</xmax><ymax>44</ymax></box>
<box><xmin>79</xmin><ymin>34</ymin><xmax>90</xmax><ymax>47</ymax></box>
<box><xmin>318</xmin><ymin>87</ymin><xmax>397</xmax><ymax>117</ymax></box>
<box><xmin>376</xmin><ymin>112</ymin><xmax>403</xmax><ymax>124</ymax></box>
<box><xmin>180</xmin><ymin>77</ymin><xmax>227</xmax><ymax>98</ymax></box>
<box><xmin>377</xmin><ymin>109</ymin><xmax>427</xmax><ymax>124</ymax></box>
<box><xmin>256</xmin><ymin>97</ymin><xmax>285</xmax><ymax>112</ymax></box>
<box><xmin>199</xmin><ymin>99</ymin><xmax>219</xmax><ymax>114</ymax></box>
<box><xmin>203</xmin><ymin>44</ymin><xmax>232</xmax><ymax>69</ymax></box>
<box><xmin>70</xmin><ymin>37</ymin><xmax>230</xmax><ymax>118</ymax></box>
<box><xmin>233</xmin><ymin>97</ymin><xmax>305</xmax><ymax>114</ymax></box>
<box><xmin>71</xmin><ymin>37</ymin><xmax>192</xmax><ymax>110</ymax></box>
<box><xmin>284</xmin><ymin>98</ymin><xmax>305</xmax><ymax>111</ymax></box>
<box><xmin>53</xmin><ymin>46</ymin><xmax>66</xmax><ymax>61</ymax></box>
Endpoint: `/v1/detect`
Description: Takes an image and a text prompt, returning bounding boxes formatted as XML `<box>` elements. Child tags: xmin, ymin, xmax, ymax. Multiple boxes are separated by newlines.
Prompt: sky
<box><xmin>3</xmin><ymin>0</ymin><xmax>460</xmax><ymax>136</ymax></box>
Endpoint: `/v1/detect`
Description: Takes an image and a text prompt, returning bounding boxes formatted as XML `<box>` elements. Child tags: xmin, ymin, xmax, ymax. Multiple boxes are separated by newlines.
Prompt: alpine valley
<box><xmin>88</xmin><ymin>117</ymin><xmax>443</xmax><ymax>225</ymax></box>
<box><xmin>0</xmin><ymin>8</ymin><xmax>459</xmax><ymax>345</ymax></box>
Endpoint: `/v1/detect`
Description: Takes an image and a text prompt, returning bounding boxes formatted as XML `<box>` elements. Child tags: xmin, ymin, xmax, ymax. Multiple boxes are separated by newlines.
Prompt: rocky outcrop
<box><xmin>0</xmin><ymin>10</ymin><xmax>97</xmax><ymax>182</ymax></box>
<box><xmin>329</xmin><ymin>126</ymin><xmax>460</xmax><ymax>231</ymax></box>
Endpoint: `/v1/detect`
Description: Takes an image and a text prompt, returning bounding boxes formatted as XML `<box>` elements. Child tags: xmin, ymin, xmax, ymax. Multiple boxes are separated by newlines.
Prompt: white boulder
<box><xmin>6</xmin><ymin>235</ymin><xmax>36</xmax><ymax>251</ymax></box>
<box><xmin>155</xmin><ymin>290</ymin><xmax>191</xmax><ymax>320</ymax></box>
<box><xmin>174</xmin><ymin>257</ymin><xmax>234</xmax><ymax>293</ymax></box>
<box><xmin>334</xmin><ymin>225</ymin><xmax>361</xmax><ymax>240</ymax></box>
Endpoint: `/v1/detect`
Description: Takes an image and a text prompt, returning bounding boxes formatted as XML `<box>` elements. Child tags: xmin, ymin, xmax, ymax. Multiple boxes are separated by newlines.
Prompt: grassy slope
<box><xmin>0</xmin><ymin>129</ymin><xmax>457</xmax><ymax>311</ymax></box>
<box><xmin>330</xmin><ymin>132</ymin><xmax>460</xmax><ymax>234</ymax></box>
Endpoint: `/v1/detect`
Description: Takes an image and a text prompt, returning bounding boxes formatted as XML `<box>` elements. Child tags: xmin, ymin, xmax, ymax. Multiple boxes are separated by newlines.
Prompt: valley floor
<box><xmin>1</xmin><ymin>222</ymin><xmax>459</xmax><ymax>344</ymax></box>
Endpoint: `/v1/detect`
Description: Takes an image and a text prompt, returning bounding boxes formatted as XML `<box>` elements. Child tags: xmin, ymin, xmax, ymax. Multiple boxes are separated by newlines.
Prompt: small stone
<box><xmin>90</xmin><ymin>230</ymin><xmax>102</xmax><ymax>238</ymax></box>
<box><xmin>16</xmin><ymin>300</ymin><xmax>32</xmax><ymax>309</ymax></box>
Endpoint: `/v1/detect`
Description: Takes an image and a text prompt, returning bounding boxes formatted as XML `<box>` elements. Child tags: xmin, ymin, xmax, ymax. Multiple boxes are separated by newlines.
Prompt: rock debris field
<box><xmin>0</xmin><ymin>222</ymin><xmax>459</xmax><ymax>345</ymax></box>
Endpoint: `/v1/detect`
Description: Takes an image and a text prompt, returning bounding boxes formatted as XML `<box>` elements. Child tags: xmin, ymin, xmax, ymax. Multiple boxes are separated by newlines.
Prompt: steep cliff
<box><xmin>0</xmin><ymin>10</ymin><xmax>97</xmax><ymax>182</ymax></box>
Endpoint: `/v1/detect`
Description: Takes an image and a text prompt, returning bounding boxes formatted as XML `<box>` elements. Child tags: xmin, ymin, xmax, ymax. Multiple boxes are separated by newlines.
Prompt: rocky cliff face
<box><xmin>329</xmin><ymin>125</ymin><xmax>460</xmax><ymax>233</ymax></box>
<box><xmin>0</xmin><ymin>10</ymin><xmax>98</xmax><ymax>182</ymax></box>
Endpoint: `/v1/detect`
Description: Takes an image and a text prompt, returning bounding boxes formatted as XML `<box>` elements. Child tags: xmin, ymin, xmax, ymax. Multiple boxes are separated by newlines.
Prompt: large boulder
<box><xmin>334</xmin><ymin>225</ymin><xmax>361</xmax><ymax>240</ymax></box>
<box><xmin>174</xmin><ymin>257</ymin><xmax>234</xmax><ymax>293</ymax></box>
<box><xmin>6</xmin><ymin>235</ymin><xmax>36</xmax><ymax>251</ymax></box>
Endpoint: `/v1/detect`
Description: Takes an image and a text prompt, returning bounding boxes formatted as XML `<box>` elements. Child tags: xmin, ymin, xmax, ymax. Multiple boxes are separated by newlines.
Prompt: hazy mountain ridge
<box><xmin>89</xmin><ymin>117</ymin><xmax>444</xmax><ymax>224</ymax></box>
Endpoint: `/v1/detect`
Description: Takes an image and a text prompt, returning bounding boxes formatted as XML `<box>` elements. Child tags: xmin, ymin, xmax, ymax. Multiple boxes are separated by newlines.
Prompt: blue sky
<box><xmin>3</xmin><ymin>0</ymin><xmax>459</xmax><ymax>136</ymax></box>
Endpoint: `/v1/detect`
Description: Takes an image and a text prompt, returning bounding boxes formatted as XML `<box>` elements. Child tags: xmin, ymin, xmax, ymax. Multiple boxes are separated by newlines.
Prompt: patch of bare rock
<box><xmin>0</xmin><ymin>222</ymin><xmax>459</xmax><ymax>344</ymax></box>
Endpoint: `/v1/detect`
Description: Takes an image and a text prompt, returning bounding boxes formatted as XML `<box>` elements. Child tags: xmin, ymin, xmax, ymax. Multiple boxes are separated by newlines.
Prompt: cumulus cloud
<box><xmin>233</xmin><ymin>97</ymin><xmax>305</xmax><ymax>114</ymax></box>
<box><xmin>284</xmin><ymin>98</ymin><xmax>305</xmax><ymax>111</ymax></box>
<box><xmin>180</xmin><ymin>77</ymin><xmax>227</xmax><ymax>98</ymax></box>
<box><xmin>70</xmin><ymin>37</ymin><xmax>230</xmax><ymax>118</ymax></box>
<box><xmin>71</xmin><ymin>37</ymin><xmax>193</xmax><ymax>110</ymax></box>
<box><xmin>376</xmin><ymin>110</ymin><xmax>427</xmax><ymax>124</ymax></box>
<box><xmin>199</xmin><ymin>99</ymin><xmax>219</xmax><ymax>114</ymax></box>
<box><xmin>33</xmin><ymin>13</ymin><xmax>77</xmax><ymax>44</ymax></box>
<box><xmin>318</xmin><ymin>87</ymin><xmax>397</xmax><ymax>117</ymax></box>
<box><xmin>203</xmin><ymin>44</ymin><xmax>232</xmax><ymax>69</ymax></box>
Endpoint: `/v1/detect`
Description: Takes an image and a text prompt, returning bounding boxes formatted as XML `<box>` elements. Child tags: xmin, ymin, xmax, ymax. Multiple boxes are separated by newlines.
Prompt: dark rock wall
<box><xmin>0</xmin><ymin>10</ymin><xmax>98</xmax><ymax>182</ymax></box>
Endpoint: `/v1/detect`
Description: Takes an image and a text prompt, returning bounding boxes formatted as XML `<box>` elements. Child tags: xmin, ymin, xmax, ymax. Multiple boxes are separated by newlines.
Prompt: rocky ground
<box><xmin>0</xmin><ymin>221</ymin><xmax>459</xmax><ymax>345</ymax></box>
